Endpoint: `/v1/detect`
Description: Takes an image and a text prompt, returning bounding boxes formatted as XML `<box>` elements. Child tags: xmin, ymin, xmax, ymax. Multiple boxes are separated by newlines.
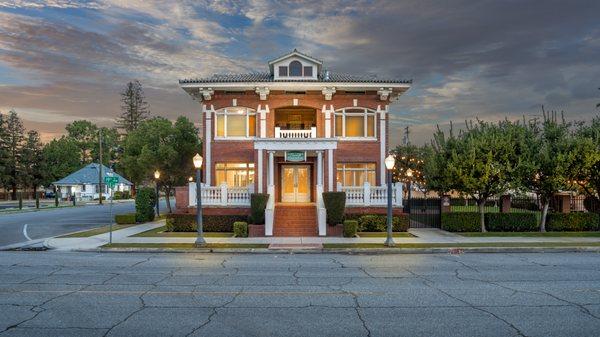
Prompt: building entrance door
<box><xmin>281</xmin><ymin>165</ymin><xmax>310</xmax><ymax>203</ymax></box>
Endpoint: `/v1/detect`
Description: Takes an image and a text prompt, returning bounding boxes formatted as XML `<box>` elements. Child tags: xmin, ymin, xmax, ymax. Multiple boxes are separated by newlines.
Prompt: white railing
<box><xmin>339</xmin><ymin>182</ymin><xmax>403</xmax><ymax>207</ymax></box>
<box><xmin>275</xmin><ymin>127</ymin><xmax>317</xmax><ymax>139</ymax></box>
<box><xmin>189</xmin><ymin>182</ymin><xmax>252</xmax><ymax>206</ymax></box>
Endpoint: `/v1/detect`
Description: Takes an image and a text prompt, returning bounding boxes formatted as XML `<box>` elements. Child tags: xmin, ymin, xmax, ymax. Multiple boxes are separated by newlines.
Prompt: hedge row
<box><xmin>442</xmin><ymin>212</ymin><xmax>600</xmax><ymax>232</ymax></box>
<box><xmin>135</xmin><ymin>187</ymin><xmax>156</xmax><ymax>223</ymax></box>
<box><xmin>165</xmin><ymin>213</ymin><xmax>248</xmax><ymax>232</ymax></box>
<box><xmin>344</xmin><ymin>214</ymin><xmax>409</xmax><ymax>232</ymax></box>
<box><xmin>115</xmin><ymin>213</ymin><xmax>136</xmax><ymax>224</ymax></box>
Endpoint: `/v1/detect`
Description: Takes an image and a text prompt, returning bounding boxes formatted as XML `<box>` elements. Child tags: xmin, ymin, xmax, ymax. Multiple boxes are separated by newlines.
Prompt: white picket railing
<box><xmin>274</xmin><ymin>127</ymin><xmax>316</xmax><ymax>139</ymax></box>
<box><xmin>339</xmin><ymin>182</ymin><xmax>403</xmax><ymax>207</ymax></box>
<box><xmin>189</xmin><ymin>182</ymin><xmax>252</xmax><ymax>206</ymax></box>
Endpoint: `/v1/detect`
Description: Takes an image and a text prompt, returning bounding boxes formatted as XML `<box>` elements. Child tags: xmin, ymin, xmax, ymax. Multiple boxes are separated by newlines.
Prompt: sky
<box><xmin>0</xmin><ymin>0</ymin><xmax>599</xmax><ymax>145</ymax></box>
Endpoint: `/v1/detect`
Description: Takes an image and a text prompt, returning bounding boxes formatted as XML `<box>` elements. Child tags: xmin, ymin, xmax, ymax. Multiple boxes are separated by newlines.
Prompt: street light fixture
<box><xmin>193</xmin><ymin>153</ymin><xmax>205</xmax><ymax>246</ymax></box>
<box><xmin>154</xmin><ymin>170</ymin><xmax>160</xmax><ymax>217</ymax></box>
<box><xmin>384</xmin><ymin>154</ymin><xmax>396</xmax><ymax>247</ymax></box>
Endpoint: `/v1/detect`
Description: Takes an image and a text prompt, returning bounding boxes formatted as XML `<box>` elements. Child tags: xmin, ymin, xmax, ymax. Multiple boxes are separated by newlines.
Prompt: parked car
<box><xmin>44</xmin><ymin>191</ymin><xmax>55</xmax><ymax>198</ymax></box>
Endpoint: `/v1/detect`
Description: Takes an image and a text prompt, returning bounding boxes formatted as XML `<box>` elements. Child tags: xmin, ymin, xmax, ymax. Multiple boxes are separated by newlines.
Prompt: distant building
<box><xmin>53</xmin><ymin>163</ymin><xmax>132</xmax><ymax>200</ymax></box>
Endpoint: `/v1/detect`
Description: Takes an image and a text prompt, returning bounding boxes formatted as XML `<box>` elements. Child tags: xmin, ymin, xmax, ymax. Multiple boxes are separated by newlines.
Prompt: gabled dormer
<box><xmin>269</xmin><ymin>49</ymin><xmax>322</xmax><ymax>81</ymax></box>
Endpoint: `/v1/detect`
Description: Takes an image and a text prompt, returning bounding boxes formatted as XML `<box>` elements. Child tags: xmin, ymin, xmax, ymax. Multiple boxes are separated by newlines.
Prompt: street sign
<box><xmin>104</xmin><ymin>176</ymin><xmax>119</xmax><ymax>188</ymax></box>
<box><xmin>285</xmin><ymin>151</ymin><xmax>306</xmax><ymax>162</ymax></box>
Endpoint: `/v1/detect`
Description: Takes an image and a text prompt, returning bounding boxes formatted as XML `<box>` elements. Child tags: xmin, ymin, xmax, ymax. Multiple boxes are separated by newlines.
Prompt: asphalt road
<box><xmin>0</xmin><ymin>200</ymin><xmax>171</xmax><ymax>247</ymax></box>
<box><xmin>1</xmin><ymin>251</ymin><xmax>599</xmax><ymax>337</ymax></box>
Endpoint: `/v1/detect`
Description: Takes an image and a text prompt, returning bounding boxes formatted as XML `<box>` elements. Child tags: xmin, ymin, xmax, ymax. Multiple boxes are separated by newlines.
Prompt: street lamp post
<box><xmin>384</xmin><ymin>154</ymin><xmax>396</xmax><ymax>247</ymax></box>
<box><xmin>154</xmin><ymin>170</ymin><xmax>160</xmax><ymax>217</ymax></box>
<box><xmin>193</xmin><ymin>154</ymin><xmax>205</xmax><ymax>246</ymax></box>
<box><xmin>406</xmin><ymin>168</ymin><xmax>413</xmax><ymax>213</ymax></box>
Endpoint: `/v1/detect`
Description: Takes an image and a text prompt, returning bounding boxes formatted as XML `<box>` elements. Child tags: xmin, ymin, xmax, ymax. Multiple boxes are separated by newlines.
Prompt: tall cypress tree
<box><xmin>5</xmin><ymin>110</ymin><xmax>25</xmax><ymax>200</ymax></box>
<box><xmin>20</xmin><ymin>130</ymin><xmax>45</xmax><ymax>197</ymax></box>
<box><xmin>117</xmin><ymin>80</ymin><xmax>150</xmax><ymax>133</ymax></box>
<box><xmin>0</xmin><ymin>112</ymin><xmax>10</xmax><ymax>196</ymax></box>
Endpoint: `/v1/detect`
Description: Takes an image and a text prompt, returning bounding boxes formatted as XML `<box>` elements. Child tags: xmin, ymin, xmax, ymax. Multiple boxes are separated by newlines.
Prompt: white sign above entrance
<box><xmin>285</xmin><ymin>151</ymin><xmax>306</xmax><ymax>162</ymax></box>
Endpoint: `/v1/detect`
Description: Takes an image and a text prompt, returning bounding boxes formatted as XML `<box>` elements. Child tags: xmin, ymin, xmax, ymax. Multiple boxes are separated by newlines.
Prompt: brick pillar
<box><xmin>500</xmin><ymin>195</ymin><xmax>511</xmax><ymax>213</ymax></box>
<box><xmin>174</xmin><ymin>185</ymin><xmax>189</xmax><ymax>213</ymax></box>
<box><xmin>440</xmin><ymin>195</ymin><xmax>451</xmax><ymax>213</ymax></box>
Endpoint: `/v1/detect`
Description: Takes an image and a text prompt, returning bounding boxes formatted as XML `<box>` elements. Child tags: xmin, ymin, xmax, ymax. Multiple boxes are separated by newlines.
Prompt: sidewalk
<box><xmin>39</xmin><ymin>220</ymin><xmax>600</xmax><ymax>252</ymax></box>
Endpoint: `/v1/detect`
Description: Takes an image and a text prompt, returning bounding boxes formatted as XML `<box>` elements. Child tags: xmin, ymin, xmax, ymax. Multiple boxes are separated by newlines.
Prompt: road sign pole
<box><xmin>109</xmin><ymin>187</ymin><xmax>113</xmax><ymax>244</ymax></box>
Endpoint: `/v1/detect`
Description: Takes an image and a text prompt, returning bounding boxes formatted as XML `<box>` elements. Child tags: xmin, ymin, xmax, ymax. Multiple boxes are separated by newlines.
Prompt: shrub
<box><xmin>441</xmin><ymin>212</ymin><xmax>480</xmax><ymax>232</ymax></box>
<box><xmin>135</xmin><ymin>187</ymin><xmax>156</xmax><ymax>223</ymax></box>
<box><xmin>250</xmin><ymin>193</ymin><xmax>269</xmax><ymax>224</ymax></box>
<box><xmin>357</xmin><ymin>215</ymin><xmax>409</xmax><ymax>232</ymax></box>
<box><xmin>511</xmin><ymin>199</ymin><xmax>540</xmax><ymax>212</ymax></box>
<box><xmin>485</xmin><ymin>213</ymin><xmax>539</xmax><ymax>232</ymax></box>
<box><xmin>233</xmin><ymin>221</ymin><xmax>248</xmax><ymax>237</ymax></box>
<box><xmin>547</xmin><ymin>212</ymin><xmax>600</xmax><ymax>232</ymax></box>
<box><xmin>115</xmin><ymin>213</ymin><xmax>136</xmax><ymax>224</ymax></box>
<box><xmin>343</xmin><ymin>220</ymin><xmax>358</xmax><ymax>237</ymax></box>
<box><xmin>113</xmin><ymin>191</ymin><xmax>131</xmax><ymax>200</ymax></box>
<box><xmin>165</xmin><ymin>213</ymin><xmax>247</xmax><ymax>232</ymax></box>
<box><xmin>323</xmin><ymin>192</ymin><xmax>346</xmax><ymax>226</ymax></box>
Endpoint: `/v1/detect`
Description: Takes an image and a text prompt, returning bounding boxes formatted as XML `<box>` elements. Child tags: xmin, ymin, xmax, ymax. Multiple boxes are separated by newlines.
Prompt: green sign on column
<box><xmin>285</xmin><ymin>151</ymin><xmax>306</xmax><ymax>162</ymax></box>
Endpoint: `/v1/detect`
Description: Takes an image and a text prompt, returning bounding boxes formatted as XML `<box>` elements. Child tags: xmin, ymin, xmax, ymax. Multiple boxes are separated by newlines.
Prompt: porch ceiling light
<box><xmin>385</xmin><ymin>154</ymin><xmax>396</xmax><ymax>171</ymax></box>
<box><xmin>193</xmin><ymin>153</ymin><xmax>203</xmax><ymax>169</ymax></box>
<box><xmin>154</xmin><ymin>170</ymin><xmax>160</xmax><ymax>179</ymax></box>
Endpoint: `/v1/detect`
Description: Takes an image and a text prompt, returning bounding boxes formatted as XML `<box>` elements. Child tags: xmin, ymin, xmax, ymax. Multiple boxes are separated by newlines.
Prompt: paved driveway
<box><xmin>0</xmin><ymin>251</ymin><xmax>599</xmax><ymax>336</ymax></box>
<box><xmin>0</xmin><ymin>200</ymin><xmax>171</xmax><ymax>247</ymax></box>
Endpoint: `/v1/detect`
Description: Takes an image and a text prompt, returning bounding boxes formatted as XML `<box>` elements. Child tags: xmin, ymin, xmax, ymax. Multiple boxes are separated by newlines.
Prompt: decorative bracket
<box><xmin>377</xmin><ymin>87</ymin><xmax>393</xmax><ymax>101</ymax></box>
<box><xmin>321</xmin><ymin>87</ymin><xmax>336</xmax><ymax>101</ymax></box>
<box><xmin>198</xmin><ymin>88</ymin><xmax>214</xmax><ymax>101</ymax></box>
<box><xmin>255</xmin><ymin>87</ymin><xmax>270</xmax><ymax>100</ymax></box>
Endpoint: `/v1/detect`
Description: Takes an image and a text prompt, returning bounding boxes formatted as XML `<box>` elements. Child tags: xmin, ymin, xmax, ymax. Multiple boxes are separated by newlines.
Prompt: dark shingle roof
<box><xmin>54</xmin><ymin>163</ymin><xmax>132</xmax><ymax>186</ymax></box>
<box><xmin>179</xmin><ymin>72</ymin><xmax>412</xmax><ymax>84</ymax></box>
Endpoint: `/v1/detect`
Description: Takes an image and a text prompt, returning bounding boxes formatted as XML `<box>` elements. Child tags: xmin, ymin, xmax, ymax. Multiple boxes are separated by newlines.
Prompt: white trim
<box><xmin>327</xmin><ymin>149</ymin><xmax>334</xmax><ymax>191</ymax></box>
<box><xmin>257</xmin><ymin>149</ymin><xmax>263</xmax><ymax>193</ymax></box>
<box><xmin>203</xmin><ymin>104</ymin><xmax>214</xmax><ymax>185</ymax></box>
<box><xmin>254</xmin><ymin>139</ymin><xmax>338</xmax><ymax>151</ymax></box>
<box><xmin>293</xmin><ymin>98</ymin><xmax>298</xmax><ymax>106</ymax></box>
<box><xmin>353</xmin><ymin>99</ymin><xmax>358</xmax><ymax>107</ymax></box>
<box><xmin>182</xmin><ymin>81</ymin><xmax>410</xmax><ymax>92</ymax></box>
<box><xmin>232</xmin><ymin>98</ymin><xmax>237</xmax><ymax>106</ymax></box>
<box><xmin>378</xmin><ymin>105</ymin><xmax>387</xmax><ymax>185</ymax></box>
<box><xmin>323</xmin><ymin>104</ymin><xmax>333</xmax><ymax>138</ymax></box>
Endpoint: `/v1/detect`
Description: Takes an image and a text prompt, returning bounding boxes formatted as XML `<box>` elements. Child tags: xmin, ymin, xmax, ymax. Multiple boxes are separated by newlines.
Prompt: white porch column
<box><xmin>316</xmin><ymin>151</ymin><xmax>326</xmax><ymax>236</ymax></box>
<box><xmin>394</xmin><ymin>182</ymin><xmax>403</xmax><ymax>207</ymax></box>
<box><xmin>323</xmin><ymin>104</ymin><xmax>334</xmax><ymax>138</ymax></box>
<box><xmin>265</xmin><ymin>151</ymin><xmax>275</xmax><ymax>236</ymax></box>
<box><xmin>327</xmin><ymin>149</ymin><xmax>334</xmax><ymax>191</ymax></box>
<box><xmin>257</xmin><ymin>149</ymin><xmax>263</xmax><ymax>193</ymax></box>
<box><xmin>204</xmin><ymin>104</ymin><xmax>214</xmax><ymax>185</ymax></box>
<box><xmin>378</xmin><ymin>105</ymin><xmax>387</xmax><ymax>186</ymax></box>
<box><xmin>258</xmin><ymin>104</ymin><xmax>269</xmax><ymax>138</ymax></box>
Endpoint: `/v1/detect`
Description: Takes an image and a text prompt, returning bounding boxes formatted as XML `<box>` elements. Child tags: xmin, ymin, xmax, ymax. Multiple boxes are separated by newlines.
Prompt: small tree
<box><xmin>117</xmin><ymin>80</ymin><xmax>150</xmax><ymax>133</ymax></box>
<box><xmin>41</xmin><ymin>137</ymin><xmax>82</xmax><ymax>188</ymax></box>
<box><xmin>20</xmin><ymin>130</ymin><xmax>45</xmax><ymax>198</ymax></box>
<box><xmin>65</xmin><ymin>120</ymin><xmax>98</xmax><ymax>164</ymax></box>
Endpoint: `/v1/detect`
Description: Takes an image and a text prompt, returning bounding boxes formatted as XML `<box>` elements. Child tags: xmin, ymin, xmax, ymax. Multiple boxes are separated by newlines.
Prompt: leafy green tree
<box><xmin>391</xmin><ymin>143</ymin><xmax>431</xmax><ymax>195</ymax></box>
<box><xmin>4</xmin><ymin>110</ymin><xmax>25</xmax><ymax>200</ymax></box>
<box><xmin>570</xmin><ymin>117</ymin><xmax>600</xmax><ymax>202</ymax></box>
<box><xmin>117</xmin><ymin>80</ymin><xmax>150</xmax><ymax>133</ymax></box>
<box><xmin>20</xmin><ymin>130</ymin><xmax>45</xmax><ymax>196</ymax></box>
<box><xmin>65</xmin><ymin>120</ymin><xmax>99</xmax><ymax>164</ymax></box>
<box><xmin>425</xmin><ymin>124</ymin><xmax>458</xmax><ymax>195</ymax></box>
<box><xmin>41</xmin><ymin>137</ymin><xmax>81</xmax><ymax>188</ymax></box>
<box><xmin>519</xmin><ymin>114</ymin><xmax>573</xmax><ymax>231</ymax></box>
<box><xmin>443</xmin><ymin>120</ymin><xmax>525</xmax><ymax>231</ymax></box>
<box><xmin>121</xmin><ymin>116</ymin><xmax>200</xmax><ymax>213</ymax></box>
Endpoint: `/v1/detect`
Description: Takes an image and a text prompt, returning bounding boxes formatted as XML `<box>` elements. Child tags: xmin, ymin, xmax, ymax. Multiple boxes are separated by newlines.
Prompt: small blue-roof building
<box><xmin>53</xmin><ymin>163</ymin><xmax>132</xmax><ymax>200</ymax></box>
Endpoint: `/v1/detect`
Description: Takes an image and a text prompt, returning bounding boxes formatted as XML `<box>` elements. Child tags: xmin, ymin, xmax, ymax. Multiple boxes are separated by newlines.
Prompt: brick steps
<box><xmin>273</xmin><ymin>205</ymin><xmax>318</xmax><ymax>237</ymax></box>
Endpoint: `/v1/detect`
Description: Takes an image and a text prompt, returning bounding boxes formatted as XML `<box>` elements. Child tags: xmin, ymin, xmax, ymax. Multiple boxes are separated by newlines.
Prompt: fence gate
<box><xmin>407</xmin><ymin>197</ymin><xmax>441</xmax><ymax>228</ymax></box>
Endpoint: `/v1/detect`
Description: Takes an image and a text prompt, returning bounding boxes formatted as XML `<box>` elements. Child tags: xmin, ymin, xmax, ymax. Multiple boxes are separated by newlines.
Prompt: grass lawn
<box><xmin>460</xmin><ymin>232</ymin><xmax>600</xmax><ymax>237</ymax></box>
<box><xmin>357</xmin><ymin>232</ymin><xmax>414</xmax><ymax>238</ymax></box>
<box><xmin>102</xmin><ymin>243</ymin><xmax>269</xmax><ymax>249</ymax></box>
<box><xmin>59</xmin><ymin>224</ymin><xmax>138</xmax><ymax>238</ymax></box>
<box><xmin>132</xmin><ymin>226</ymin><xmax>234</xmax><ymax>238</ymax></box>
<box><xmin>323</xmin><ymin>242</ymin><xmax>600</xmax><ymax>249</ymax></box>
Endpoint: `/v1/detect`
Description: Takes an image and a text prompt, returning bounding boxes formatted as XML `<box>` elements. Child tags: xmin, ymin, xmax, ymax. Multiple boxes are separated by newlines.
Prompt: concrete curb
<box><xmin>85</xmin><ymin>246</ymin><xmax>600</xmax><ymax>254</ymax></box>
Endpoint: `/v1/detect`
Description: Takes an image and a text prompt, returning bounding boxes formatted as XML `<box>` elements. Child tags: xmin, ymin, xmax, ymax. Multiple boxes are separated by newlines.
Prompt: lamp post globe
<box><xmin>154</xmin><ymin>170</ymin><xmax>160</xmax><ymax>217</ymax></box>
<box><xmin>193</xmin><ymin>153</ymin><xmax>205</xmax><ymax>246</ymax></box>
<box><xmin>384</xmin><ymin>154</ymin><xmax>395</xmax><ymax>247</ymax></box>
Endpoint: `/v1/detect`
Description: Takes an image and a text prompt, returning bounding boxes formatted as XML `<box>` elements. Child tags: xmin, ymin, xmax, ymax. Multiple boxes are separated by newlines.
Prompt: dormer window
<box><xmin>278</xmin><ymin>66</ymin><xmax>288</xmax><ymax>76</ymax></box>
<box><xmin>303</xmin><ymin>66</ymin><xmax>313</xmax><ymax>77</ymax></box>
<box><xmin>289</xmin><ymin>61</ymin><xmax>302</xmax><ymax>76</ymax></box>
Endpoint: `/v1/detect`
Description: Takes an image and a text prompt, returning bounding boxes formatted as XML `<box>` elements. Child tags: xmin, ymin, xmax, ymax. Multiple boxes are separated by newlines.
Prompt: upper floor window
<box><xmin>303</xmin><ymin>66</ymin><xmax>313</xmax><ymax>77</ymax></box>
<box><xmin>278</xmin><ymin>66</ymin><xmax>288</xmax><ymax>76</ymax></box>
<box><xmin>334</xmin><ymin>108</ymin><xmax>376</xmax><ymax>138</ymax></box>
<box><xmin>289</xmin><ymin>60</ymin><xmax>302</xmax><ymax>76</ymax></box>
<box><xmin>215</xmin><ymin>107</ymin><xmax>256</xmax><ymax>138</ymax></box>
<box><xmin>336</xmin><ymin>163</ymin><xmax>376</xmax><ymax>187</ymax></box>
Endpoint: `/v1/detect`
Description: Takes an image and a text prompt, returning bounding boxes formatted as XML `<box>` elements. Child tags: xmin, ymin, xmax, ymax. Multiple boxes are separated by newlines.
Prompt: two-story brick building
<box><xmin>177</xmin><ymin>50</ymin><xmax>410</xmax><ymax>236</ymax></box>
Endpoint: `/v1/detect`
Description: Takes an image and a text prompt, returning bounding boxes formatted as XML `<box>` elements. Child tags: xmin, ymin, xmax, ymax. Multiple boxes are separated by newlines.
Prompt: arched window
<box><xmin>215</xmin><ymin>107</ymin><xmax>256</xmax><ymax>138</ymax></box>
<box><xmin>289</xmin><ymin>60</ymin><xmax>302</xmax><ymax>76</ymax></box>
<box><xmin>334</xmin><ymin>108</ymin><xmax>376</xmax><ymax>138</ymax></box>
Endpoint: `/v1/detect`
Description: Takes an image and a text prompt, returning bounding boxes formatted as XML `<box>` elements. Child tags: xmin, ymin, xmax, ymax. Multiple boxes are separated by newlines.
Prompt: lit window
<box><xmin>215</xmin><ymin>163</ymin><xmax>255</xmax><ymax>187</ymax></box>
<box><xmin>279</xmin><ymin>66</ymin><xmax>288</xmax><ymax>76</ymax></box>
<box><xmin>333</xmin><ymin>108</ymin><xmax>377</xmax><ymax>138</ymax></box>
<box><xmin>336</xmin><ymin>163</ymin><xmax>376</xmax><ymax>186</ymax></box>
<box><xmin>289</xmin><ymin>60</ymin><xmax>302</xmax><ymax>76</ymax></box>
<box><xmin>214</xmin><ymin>107</ymin><xmax>256</xmax><ymax>138</ymax></box>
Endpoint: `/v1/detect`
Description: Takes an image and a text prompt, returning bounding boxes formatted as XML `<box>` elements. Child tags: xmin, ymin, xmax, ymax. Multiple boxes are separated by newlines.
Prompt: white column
<box><xmin>327</xmin><ymin>149</ymin><xmax>334</xmax><ymax>191</ymax></box>
<box><xmin>317</xmin><ymin>151</ymin><xmax>323</xmax><ymax>186</ymax></box>
<box><xmin>204</xmin><ymin>104</ymin><xmax>213</xmax><ymax>185</ymax></box>
<box><xmin>257</xmin><ymin>149</ymin><xmax>263</xmax><ymax>193</ymax></box>
<box><xmin>323</xmin><ymin>104</ymin><xmax>333</xmax><ymax>138</ymax></box>
<box><xmin>258</xmin><ymin>104</ymin><xmax>269</xmax><ymax>138</ymax></box>
<box><xmin>265</xmin><ymin>151</ymin><xmax>275</xmax><ymax>236</ymax></box>
<box><xmin>378</xmin><ymin>105</ymin><xmax>387</xmax><ymax>186</ymax></box>
<box><xmin>394</xmin><ymin>182</ymin><xmax>403</xmax><ymax>207</ymax></box>
<box><xmin>316</xmin><ymin>150</ymin><xmax>326</xmax><ymax>236</ymax></box>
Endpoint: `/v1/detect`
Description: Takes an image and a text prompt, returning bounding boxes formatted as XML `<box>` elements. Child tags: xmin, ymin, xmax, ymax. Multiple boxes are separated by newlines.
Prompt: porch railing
<box><xmin>274</xmin><ymin>127</ymin><xmax>317</xmax><ymax>139</ymax></box>
<box><xmin>339</xmin><ymin>182</ymin><xmax>403</xmax><ymax>207</ymax></box>
<box><xmin>188</xmin><ymin>182</ymin><xmax>252</xmax><ymax>206</ymax></box>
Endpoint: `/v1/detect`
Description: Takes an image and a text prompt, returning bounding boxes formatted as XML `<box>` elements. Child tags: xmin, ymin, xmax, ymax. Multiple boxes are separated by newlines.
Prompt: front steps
<box><xmin>273</xmin><ymin>204</ymin><xmax>318</xmax><ymax>236</ymax></box>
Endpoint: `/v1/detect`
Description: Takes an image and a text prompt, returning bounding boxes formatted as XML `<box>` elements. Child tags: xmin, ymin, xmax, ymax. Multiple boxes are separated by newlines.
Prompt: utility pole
<box><xmin>403</xmin><ymin>126</ymin><xmax>410</xmax><ymax>146</ymax></box>
<box><xmin>98</xmin><ymin>129</ymin><xmax>103</xmax><ymax>205</ymax></box>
